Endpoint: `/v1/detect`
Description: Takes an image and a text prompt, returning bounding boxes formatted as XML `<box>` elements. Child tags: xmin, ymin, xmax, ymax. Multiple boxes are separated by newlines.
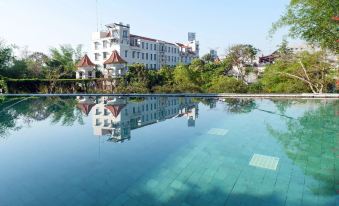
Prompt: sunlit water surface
<box><xmin>0</xmin><ymin>96</ymin><xmax>338</xmax><ymax>206</ymax></box>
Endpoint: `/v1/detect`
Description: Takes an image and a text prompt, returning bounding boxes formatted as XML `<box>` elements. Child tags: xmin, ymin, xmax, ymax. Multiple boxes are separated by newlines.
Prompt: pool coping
<box><xmin>1</xmin><ymin>93</ymin><xmax>338</xmax><ymax>99</ymax></box>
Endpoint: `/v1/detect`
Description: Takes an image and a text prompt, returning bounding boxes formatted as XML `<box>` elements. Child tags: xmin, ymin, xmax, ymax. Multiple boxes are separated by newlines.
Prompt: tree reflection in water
<box><xmin>223</xmin><ymin>98</ymin><xmax>257</xmax><ymax>113</ymax></box>
<box><xmin>0</xmin><ymin>97</ymin><xmax>83</xmax><ymax>138</ymax></box>
<box><xmin>268</xmin><ymin>100</ymin><xmax>338</xmax><ymax>196</ymax></box>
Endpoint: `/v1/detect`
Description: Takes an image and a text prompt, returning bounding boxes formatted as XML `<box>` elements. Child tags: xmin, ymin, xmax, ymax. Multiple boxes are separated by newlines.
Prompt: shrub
<box><xmin>208</xmin><ymin>76</ymin><xmax>248</xmax><ymax>93</ymax></box>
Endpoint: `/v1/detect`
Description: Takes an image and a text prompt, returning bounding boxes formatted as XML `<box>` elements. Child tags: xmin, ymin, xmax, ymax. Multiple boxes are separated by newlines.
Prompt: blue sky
<box><xmin>0</xmin><ymin>0</ymin><xmax>292</xmax><ymax>56</ymax></box>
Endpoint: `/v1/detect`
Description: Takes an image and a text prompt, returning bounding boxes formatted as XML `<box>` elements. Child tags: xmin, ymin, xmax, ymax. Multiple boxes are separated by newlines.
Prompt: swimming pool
<box><xmin>0</xmin><ymin>96</ymin><xmax>338</xmax><ymax>206</ymax></box>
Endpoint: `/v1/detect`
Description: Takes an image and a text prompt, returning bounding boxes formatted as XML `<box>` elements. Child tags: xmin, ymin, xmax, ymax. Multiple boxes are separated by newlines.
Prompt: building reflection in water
<box><xmin>77</xmin><ymin>96</ymin><xmax>199</xmax><ymax>143</ymax></box>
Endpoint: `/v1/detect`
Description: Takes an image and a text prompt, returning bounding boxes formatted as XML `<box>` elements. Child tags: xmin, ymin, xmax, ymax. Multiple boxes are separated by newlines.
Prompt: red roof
<box><xmin>332</xmin><ymin>16</ymin><xmax>339</xmax><ymax>21</ymax></box>
<box><xmin>130</xmin><ymin>34</ymin><xmax>176</xmax><ymax>46</ymax></box>
<box><xmin>106</xmin><ymin>31</ymin><xmax>112</xmax><ymax>37</ymax></box>
<box><xmin>176</xmin><ymin>43</ymin><xmax>189</xmax><ymax>48</ymax></box>
<box><xmin>104</xmin><ymin>50</ymin><xmax>127</xmax><ymax>65</ymax></box>
<box><xmin>77</xmin><ymin>103</ymin><xmax>95</xmax><ymax>116</ymax></box>
<box><xmin>105</xmin><ymin>104</ymin><xmax>126</xmax><ymax>118</ymax></box>
<box><xmin>214</xmin><ymin>57</ymin><xmax>221</xmax><ymax>63</ymax></box>
<box><xmin>130</xmin><ymin>34</ymin><xmax>157</xmax><ymax>42</ymax></box>
<box><xmin>77</xmin><ymin>54</ymin><xmax>95</xmax><ymax>67</ymax></box>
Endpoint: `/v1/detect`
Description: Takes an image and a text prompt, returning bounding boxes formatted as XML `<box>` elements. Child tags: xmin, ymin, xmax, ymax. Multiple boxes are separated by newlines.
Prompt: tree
<box><xmin>48</xmin><ymin>44</ymin><xmax>83</xmax><ymax>79</ymax></box>
<box><xmin>270</xmin><ymin>0</ymin><xmax>339</xmax><ymax>52</ymax></box>
<box><xmin>25</xmin><ymin>52</ymin><xmax>49</xmax><ymax>78</ymax></box>
<box><xmin>276</xmin><ymin>39</ymin><xmax>293</xmax><ymax>58</ymax></box>
<box><xmin>0</xmin><ymin>41</ymin><xmax>15</xmax><ymax>77</ymax></box>
<box><xmin>260</xmin><ymin>51</ymin><xmax>334</xmax><ymax>93</ymax></box>
<box><xmin>268</xmin><ymin>100</ymin><xmax>338</xmax><ymax>195</ymax></box>
<box><xmin>44</xmin><ymin>45</ymin><xmax>83</xmax><ymax>92</ymax></box>
<box><xmin>227</xmin><ymin>44</ymin><xmax>259</xmax><ymax>82</ymax></box>
<box><xmin>201</xmin><ymin>53</ymin><xmax>214</xmax><ymax>63</ymax></box>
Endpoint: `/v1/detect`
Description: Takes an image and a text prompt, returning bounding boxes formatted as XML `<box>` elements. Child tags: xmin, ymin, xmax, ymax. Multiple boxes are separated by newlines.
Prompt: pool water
<box><xmin>0</xmin><ymin>96</ymin><xmax>338</xmax><ymax>206</ymax></box>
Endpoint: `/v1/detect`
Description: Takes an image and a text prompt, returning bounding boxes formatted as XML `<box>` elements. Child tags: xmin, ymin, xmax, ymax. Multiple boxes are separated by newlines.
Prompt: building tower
<box><xmin>103</xmin><ymin>50</ymin><xmax>128</xmax><ymax>78</ymax></box>
<box><xmin>76</xmin><ymin>54</ymin><xmax>96</xmax><ymax>79</ymax></box>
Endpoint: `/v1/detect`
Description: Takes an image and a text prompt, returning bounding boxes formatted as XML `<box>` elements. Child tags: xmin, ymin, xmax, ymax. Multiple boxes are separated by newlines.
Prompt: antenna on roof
<box><xmin>96</xmin><ymin>0</ymin><xmax>99</xmax><ymax>31</ymax></box>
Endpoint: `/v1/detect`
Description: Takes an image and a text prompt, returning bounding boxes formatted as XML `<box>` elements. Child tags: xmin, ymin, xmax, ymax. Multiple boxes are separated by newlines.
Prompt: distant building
<box><xmin>210</xmin><ymin>49</ymin><xmax>218</xmax><ymax>59</ymax></box>
<box><xmin>90</xmin><ymin>22</ymin><xmax>199</xmax><ymax>78</ymax></box>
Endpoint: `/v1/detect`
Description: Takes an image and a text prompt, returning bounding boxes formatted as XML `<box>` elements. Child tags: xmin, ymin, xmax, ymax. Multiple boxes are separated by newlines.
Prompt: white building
<box><xmin>75</xmin><ymin>54</ymin><xmax>96</xmax><ymax>79</ymax></box>
<box><xmin>76</xmin><ymin>96</ymin><xmax>198</xmax><ymax>142</ymax></box>
<box><xmin>91</xmin><ymin>22</ymin><xmax>199</xmax><ymax>75</ymax></box>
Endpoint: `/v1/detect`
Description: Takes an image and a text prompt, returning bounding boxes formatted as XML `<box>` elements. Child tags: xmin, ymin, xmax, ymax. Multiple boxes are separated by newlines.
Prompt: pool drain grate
<box><xmin>207</xmin><ymin>128</ymin><xmax>229</xmax><ymax>136</ymax></box>
<box><xmin>249</xmin><ymin>154</ymin><xmax>279</xmax><ymax>171</ymax></box>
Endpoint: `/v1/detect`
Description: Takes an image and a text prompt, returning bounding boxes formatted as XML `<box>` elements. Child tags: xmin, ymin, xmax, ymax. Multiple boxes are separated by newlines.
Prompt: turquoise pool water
<box><xmin>0</xmin><ymin>96</ymin><xmax>338</xmax><ymax>206</ymax></box>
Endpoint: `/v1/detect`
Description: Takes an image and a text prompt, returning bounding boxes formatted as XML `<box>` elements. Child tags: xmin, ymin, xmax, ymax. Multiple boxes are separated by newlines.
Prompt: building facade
<box><xmin>77</xmin><ymin>96</ymin><xmax>199</xmax><ymax>142</ymax></box>
<box><xmin>91</xmin><ymin>22</ymin><xmax>199</xmax><ymax>73</ymax></box>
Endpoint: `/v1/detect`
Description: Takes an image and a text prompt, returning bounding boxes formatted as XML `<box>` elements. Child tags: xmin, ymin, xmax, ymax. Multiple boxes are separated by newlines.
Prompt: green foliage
<box><xmin>227</xmin><ymin>44</ymin><xmax>260</xmax><ymax>82</ymax></box>
<box><xmin>47</xmin><ymin>44</ymin><xmax>83</xmax><ymax>79</ymax></box>
<box><xmin>0</xmin><ymin>79</ymin><xmax>7</xmax><ymax>93</ymax></box>
<box><xmin>268</xmin><ymin>100</ymin><xmax>338</xmax><ymax>195</ymax></box>
<box><xmin>25</xmin><ymin>52</ymin><xmax>49</xmax><ymax>78</ymax></box>
<box><xmin>270</xmin><ymin>0</ymin><xmax>339</xmax><ymax>52</ymax></box>
<box><xmin>260</xmin><ymin>51</ymin><xmax>334</xmax><ymax>93</ymax></box>
<box><xmin>0</xmin><ymin>97</ymin><xmax>84</xmax><ymax>138</ymax></box>
<box><xmin>201</xmin><ymin>53</ymin><xmax>214</xmax><ymax>63</ymax></box>
<box><xmin>0</xmin><ymin>41</ymin><xmax>14</xmax><ymax>71</ymax></box>
<box><xmin>208</xmin><ymin>76</ymin><xmax>248</xmax><ymax>93</ymax></box>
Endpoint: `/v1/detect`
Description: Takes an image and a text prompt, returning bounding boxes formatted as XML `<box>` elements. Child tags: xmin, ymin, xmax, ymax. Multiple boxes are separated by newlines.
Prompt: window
<box><xmin>123</xmin><ymin>30</ymin><xmax>128</xmax><ymax>38</ymax></box>
<box><xmin>132</xmin><ymin>51</ymin><xmax>136</xmax><ymax>58</ymax></box>
<box><xmin>154</xmin><ymin>64</ymin><xmax>156</xmax><ymax>69</ymax></box>
<box><xmin>94</xmin><ymin>42</ymin><xmax>100</xmax><ymax>50</ymax></box>
<box><xmin>137</xmin><ymin>52</ymin><xmax>140</xmax><ymax>59</ymax></box>
<box><xmin>146</xmin><ymin>43</ymin><xmax>148</xmax><ymax>49</ymax></box>
<box><xmin>150</xmin><ymin>44</ymin><xmax>152</xmax><ymax>50</ymax></box>
<box><xmin>95</xmin><ymin>53</ymin><xmax>100</xmax><ymax>61</ymax></box>
<box><xmin>142</xmin><ymin>53</ymin><xmax>144</xmax><ymax>60</ymax></box>
<box><xmin>88</xmin><ymin>71</ymin><xmax>92</xmax><ymax>78</ymax></box>
<box><xmin>154</xmin><ymin>54</ymin><xmax>157</xmax><ymax>60</ymax></box>
<box><xmin>150</xmin><ymin>54</ymin><xmax>153</xmax><ymax>60</ymax></box>
<box><xmin>146</xmin><ymin>53</ymin><xmax>148</xmax><ymax>60</ymax></box>
<box><xmin>125</xmin><ymin>50</ymin><xmax>128</xmax><ymax>58</ymax></box>
<box><xmin>142</xmin><ymin>42</ymin><xmax>144</xmax><ymax>49</ymax></box>
<box><xmin>154</xmin><ymin>44</ymin><xmax>156</xmax><ymax>50</ymax></box>
<box><xmin>103</xmin><ymin>52</ymin><xmax>109</xmax><ymax>59</ymax></box>
<box><xmin>103</xmin><ymin>41</ymin><xmax>108</xmax><ymax>49</ymax></box>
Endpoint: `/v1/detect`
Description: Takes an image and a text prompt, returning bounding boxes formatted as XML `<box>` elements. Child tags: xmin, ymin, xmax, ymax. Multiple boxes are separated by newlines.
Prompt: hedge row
<box><xmin>4</xmin><ymin>79</ymin><xmax>104</xmax><ymax>94</ymax></box>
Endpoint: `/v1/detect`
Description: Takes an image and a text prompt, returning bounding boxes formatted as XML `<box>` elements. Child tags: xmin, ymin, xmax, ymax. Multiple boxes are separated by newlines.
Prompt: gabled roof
<box><xmin>77</xmin><ymin>103</ymin><xmax>95</xmax><ymax>116</ymax></box>
<box><xmin>105</xmin><ymin>104</ymin><xmax>126</xmax><ymax>118</ymax></box>
<box><xmin>176</xmin><ymin>43</ymin><xmax>189</xmax><ymax>48</ymax></box>
<box><xmin>104</xmin><ymin>50</ymin><xmax>127</xmax><ymax>65</ymax></box>
<box><xmin>77</xmin><ymin>54</ymin><xmax>95</xmax><ymax>67</ymax></box>
<box><xmin>130</xmin><ymin>34</ymin><xmax>157</xmax><ymax>42</ymax></box>
<box><xmin>106</xmin><ymin>31</ymin><xmax>112</xmax><ymax>37</ymax></box>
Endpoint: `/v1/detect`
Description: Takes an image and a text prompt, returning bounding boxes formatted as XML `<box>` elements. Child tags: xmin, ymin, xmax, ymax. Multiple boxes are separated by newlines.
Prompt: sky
<box><xmin>0</xmin><ymin>0</ymin><xmax>293</xmax><ymax>56</ymax></box>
